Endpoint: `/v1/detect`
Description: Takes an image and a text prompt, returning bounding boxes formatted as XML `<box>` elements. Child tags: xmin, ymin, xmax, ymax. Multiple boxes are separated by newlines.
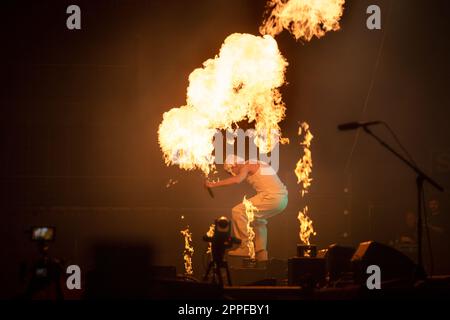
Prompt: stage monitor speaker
<box><xmin>351</xmin><ymin>241</ymin><xmax>422</xmax><ymax>285</ymax></box>
<box><xmin>326</xmin><ymin>244</ymin><xmax>356</xmax><ymax>282</ymax></box>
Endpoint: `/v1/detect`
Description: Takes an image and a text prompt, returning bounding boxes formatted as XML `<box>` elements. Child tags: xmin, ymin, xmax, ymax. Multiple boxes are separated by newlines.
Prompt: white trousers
<box><xmin>231</xmin><ymin>193</ymin><xmax>288</xmax><ymax>253</ymax></box>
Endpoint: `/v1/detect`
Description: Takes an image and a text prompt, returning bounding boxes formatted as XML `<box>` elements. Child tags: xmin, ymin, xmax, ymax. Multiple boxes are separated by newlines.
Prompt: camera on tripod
<box><xmin>203</xmin><ymin>216</ymin><xmax>240</xmax><ymax>261</ymax></box>
<box><xmin>21</xmin><ymin>226</ymin><xmax>64</xmax><ymax>300</ymax></box>
<box><xmin>203</xmin><ymin>216</ymin><xmax>241</xmax><ymax>286</ymax></box>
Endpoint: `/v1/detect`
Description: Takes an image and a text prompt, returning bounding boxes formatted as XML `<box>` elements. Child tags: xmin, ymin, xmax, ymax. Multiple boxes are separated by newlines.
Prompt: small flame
<box><xmin>243</xmin><ymin>196</ymin><xmax>258</xmax><ymax>260</ymax></box>
<box><xmin>298</xmin><ymin>206</ymin><xmax>316</xmax><ymax>245</ymax></box>
<box><xmin>295</xmin><ymin>122</ymin><xmax>313</xmax><ymax>196</ymax></box>
<box><xmin>295</xmin><ymin>122</ymin><xmax>316</xmax><ymax>245</ymax></box>
<box><xmin>206</xmin><ymin>224</ymin><xmax>215</xmax><ymax>254</ymax></box>
<box><xmin>158</xmin><ymin>33</ymin><xmax>288</xmax><ymax>175</ymax></box>
<box><xmin>260</xmin><ymin>0</ymin><xmax>345</xmax><ymax>42</ymax></box>
<box><xmin>180</xmin><ymin>227</ymin><xmax>194</xmax><ymax>275</ymax></box>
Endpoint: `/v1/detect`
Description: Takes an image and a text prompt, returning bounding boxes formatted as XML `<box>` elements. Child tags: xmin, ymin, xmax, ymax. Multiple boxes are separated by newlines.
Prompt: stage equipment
<box><xmin>22</xmin><ymin>227</ymin><xmax>64</xmax><ymax>299</ymax></box>
<box><xmin>31</xmin><ymin>226</ymin><xmax>55</xmax><ymax>241</ymax></box>
<box><xmin>323</xmin><ymin>244</ymin><xmax>356</xmax><ymax>284</ymax></box>
<box><xmin>297</xmin><ymin>244</ymin><xmax>317</xmax><ymax>257</ymax></box>
<box><xmin>351</xmin><ymin>241</ymin><xmax>424</xmax><ymax>285</ymax></box>
<box><xmin>337</xmin><ymin>121</ymin><xmax>381</xmax><ymax>131</ymax></box>
<box><xmin>338</xmin><ymin>120</ymin><xmax>444</xmax><ymax>276</ymax></box>
<box><xmin>203</xmin><ymin>216</ymin><xmax>241</xmax><ymax>286</ymax></box>
<box><xmin>288</xmin><ymin>244</ymin><xmax>326</xmax><ymax>288</ymax></box>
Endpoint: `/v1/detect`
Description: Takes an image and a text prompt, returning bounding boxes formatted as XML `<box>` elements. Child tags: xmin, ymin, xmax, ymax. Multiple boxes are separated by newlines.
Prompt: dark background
<box><xmin>1</xmin><ymin>0</ymin><xmax>449</xmax><ymax>297</ymax></box>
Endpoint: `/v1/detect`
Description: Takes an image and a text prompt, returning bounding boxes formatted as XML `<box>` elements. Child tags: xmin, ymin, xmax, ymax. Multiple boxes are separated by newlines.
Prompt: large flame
<box><xmin>180</xmin><ymin>227</ymin><xmax>194</xmax><ymax>275</ymax></box>
<box><xmin>260</xmin><ymin>0</ymin><xmax>345</xmax><ymax>41</ymax></box>
<box><xmin>158</xmin><ymin>33</ymin><xmax>288</xmax><ymax>175</ymax></box>
<box><xmin>295</xmin><ymin>122</ymin><xmax>316</xmax><ymax>245</ymax></box>
<box><xmin>243</xmin><ymin>196</ymin><xmax>257</xmax><ymax>260</ymax></box>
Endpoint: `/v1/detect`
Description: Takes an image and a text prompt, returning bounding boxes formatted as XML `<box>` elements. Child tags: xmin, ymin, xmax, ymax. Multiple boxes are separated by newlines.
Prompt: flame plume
<box><xmin>295</xmin><ymin>122</ymin><xmax>316</xmax><ymax>245</ymax></box>
<box><xmin>158</xmin><ymin>33</ymin><xmax>288</xmax><ymax>175</ymax></box>
<box><xmin>180</xmin><ymin>227</ymin><xmax>194</xmax><ymax>275</ymax></box>
<box><xmin>295</xmin><ymin>122</ymin><xmax>313</xmax><ymax>196</ymax></box>
<box><xmin>243</xmin><ymin>196</ymin><xmax>258</xmax><ymax>260</ymax></box>
<box><xmin>260</xmin><ymin>0</ymin><xmax>345</xmax><ymax>41</ymax></box>
<box><xmin>298</xmin><ymin>206</ymin><xmax>317</xmax><ymax>245</ymax></box>
<box><xmin>206</xmin><ymin>224</ymin><xmax>215</xmax><ymax>254</ymax></box>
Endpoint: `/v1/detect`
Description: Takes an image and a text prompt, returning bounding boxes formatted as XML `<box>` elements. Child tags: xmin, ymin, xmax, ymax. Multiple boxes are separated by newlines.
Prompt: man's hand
<box><xmin>203</xmin><ymin>166</ymin><xmax>249</xmax><ymax>189</ymax></box>
<box><xmin>204</xmin><ymin>180</ymin><xmax>215</xmax><ymax>188</ymax></box>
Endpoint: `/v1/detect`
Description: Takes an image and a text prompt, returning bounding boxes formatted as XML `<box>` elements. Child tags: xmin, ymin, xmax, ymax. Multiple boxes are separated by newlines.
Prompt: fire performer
<box><xmin>205</xmin><ymin>155</ymin><xmax>288</xmax><ymax>261</ymax></box>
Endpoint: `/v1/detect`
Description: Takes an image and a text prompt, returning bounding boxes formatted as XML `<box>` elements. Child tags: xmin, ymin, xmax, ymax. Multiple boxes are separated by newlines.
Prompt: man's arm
<box><xmin>206</xmin><ymin>166</ymin><xmax>249</xmax><ymax>188</ymax></box>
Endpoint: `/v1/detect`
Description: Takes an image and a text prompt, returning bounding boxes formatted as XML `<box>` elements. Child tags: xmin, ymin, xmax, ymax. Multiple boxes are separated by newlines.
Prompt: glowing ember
<box><xmin>158</xmin><ymin>33</ymin><xmax>288</xmax><ymax>175</ymax></box>
<box><xmin>260</xmin><ymin>0</ymin><xmax>345</xmax><ymax>41</ymax></box>
<box><xmin>295</xmin><ymin>122</ymin><xmax>316</xmax><ymax>245</ymax></box>
<box><xmin>206</xmin><ymin>224</ymin><xmax>215</xmax><ymax>254</ymax></box>
<box><xmin>166</xmin><ymin>178</ymin><xmax>178</xmax><ymax>188</ymax></box>
<box><xmin>243</xmin><ymin>196</ymin><xmax>257</xmax><ymax>260</ymax></box>
<box><xmin>298</xmin><ymin>206</ymin><xmax>316</xmax><ymax>245</ymax></box>
<box><xmin>295</xmin><ymin>122</ymin><xmax>313</xmax><ymax>196</ymax></box>
<box><xmin>180</xmin><ymin>227</ymin><xmax>194</xmax><ymax>275</ymax></box>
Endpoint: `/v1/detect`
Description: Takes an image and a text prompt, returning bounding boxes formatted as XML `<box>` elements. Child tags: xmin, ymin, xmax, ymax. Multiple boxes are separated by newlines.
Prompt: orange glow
<box><xmin>260</xmin><ymin>0</ymin><xmax>345</xmax><ymax>41</ymax></box>
<box><xmin>243</xmin><ymin>196</ymin><xmax>258</xmax><ymax>260</ymax></box>
<box><xmin>297</xmin><ymin>206</ymin><xmax>316</xmax><ymax>245</ymax></box>
<box><xmin>158</xmin><ymin>33</ymin><xmax>288</xmax><ymax>175</ymax></box>
<box><xmin>206</xmin><ymin>224</ymin><xmax>215</xmax><ymax>254</ymax></box>
<box><xmin>295</xmin><ymin>122</ymin><xmax>316</xmax><ymax>245</ymax></box>
<box><xmin>295</xmin><ymin>122</ymin><xmax>313</xmax><ymax>196</ymax></box>
<box><xmin>180</xmin><ymin>227</ymin><xmax>194</xmax><ymax>275</ymax></box>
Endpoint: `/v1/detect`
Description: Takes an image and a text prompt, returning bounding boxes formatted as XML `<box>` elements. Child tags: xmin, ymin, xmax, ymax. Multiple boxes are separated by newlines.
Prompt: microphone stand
<box><xmin>362</xmin><ymin>126</ymin><xmax>444</xmax><ymax>278</ymax></box>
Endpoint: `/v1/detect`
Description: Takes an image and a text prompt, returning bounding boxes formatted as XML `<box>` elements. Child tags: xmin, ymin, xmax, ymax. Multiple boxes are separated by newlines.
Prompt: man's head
<box><xmin>428</xmin><ymin>199</ymin><xmax>440</xmax><ymax>215</ymax></box>
<box><xmin>223</xmin><ymin>154</ymin><xmax>245</xmax><ymax>176</ymax></box>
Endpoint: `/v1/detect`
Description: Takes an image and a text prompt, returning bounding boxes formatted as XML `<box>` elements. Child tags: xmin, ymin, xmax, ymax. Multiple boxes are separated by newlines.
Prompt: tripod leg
<box><xmin>224</xmin><ymin>262</ymin><xmax>232</xmax><ymax>286</ymax></box>
<box><xmin>215</xmin><ymin>264</ymin><xmax>223</xmax><ymax>287</ymax></box>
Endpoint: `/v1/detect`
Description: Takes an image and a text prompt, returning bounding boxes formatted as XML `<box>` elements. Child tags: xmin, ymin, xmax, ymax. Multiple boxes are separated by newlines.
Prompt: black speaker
<box><xmin>325</xmin><ymin>244</ymin><xmax>356</xmax><ymax>282</ymax></box>
<box><xmin>351</xmin><ymin>241</ymin><xmax>422</xmax><ymax>285</ymax></box>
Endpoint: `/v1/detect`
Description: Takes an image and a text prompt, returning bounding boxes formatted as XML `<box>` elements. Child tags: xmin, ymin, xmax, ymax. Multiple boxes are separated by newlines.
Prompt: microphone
<box><xmin>337</xmin><ymin>121</ymin><xmax>381</xmax><ymax>131</ymax></box>
<box><xmin>206</xmin><ymin>186</ymin><xmax>215</xmax><ymax>198</ymax></box>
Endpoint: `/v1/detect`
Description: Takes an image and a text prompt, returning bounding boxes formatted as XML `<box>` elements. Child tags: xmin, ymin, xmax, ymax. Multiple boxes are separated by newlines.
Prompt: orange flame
<box><xmin>206</xmin><ymin>224</ymin><xmax>215</xmax><ymax>255</ymax></box>
<box><xmin>180</xmin><ymin>227</ymin><xmax>194</xmax><ymax>275</ymax></box>
<box><xmin>158</xmin><ymin>33</ymin><xmax>288</xmax><ymax>175</ymax></box>
<box><xmin>295</xmin><ymin>122</ymin><xmax>316</xmax><ymax>245</ymax></box>
<box><xmin>243</xmin><ymin>196</ymin><xmax>257</xmax><ymax>260</ymax></box>
<box><xmin>260</xmin><ymin>0</ymin><xmax>345</xmax><ymax>41</ymax></box>
<box><xmin>297</xmin><ymin>206</ymin><xmax>316</xmax><ymax>245</ymax></box>
<box><xmin>295</xmin><ymin>122</ymin><xmax>313</xmax><ymax>196</ymax></box>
